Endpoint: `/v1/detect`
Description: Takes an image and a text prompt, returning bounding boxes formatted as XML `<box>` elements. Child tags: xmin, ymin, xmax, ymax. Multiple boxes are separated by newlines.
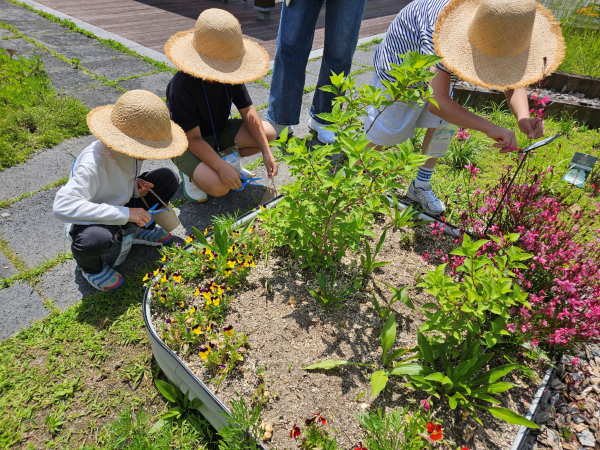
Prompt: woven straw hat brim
<box><xmin>434</xmin><ymin>0</ymin><xmax>565</xmax><ymax>91</ymax></box>
<box><xmin>87</xmin><ymin>105</ymin><xmax>188</xmax><ymax>160</ymax></box>
<box><xmin>165</xmin><ymin>30</ymin><xmax>269</xmax><ymax>84</ymax></box>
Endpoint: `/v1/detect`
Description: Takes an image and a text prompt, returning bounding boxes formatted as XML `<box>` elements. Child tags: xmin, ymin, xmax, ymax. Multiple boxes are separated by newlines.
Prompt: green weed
<box><xmin>0</xmin><ymin>48</ymin><xmax>89</xmax><ymax>170</ymax></box>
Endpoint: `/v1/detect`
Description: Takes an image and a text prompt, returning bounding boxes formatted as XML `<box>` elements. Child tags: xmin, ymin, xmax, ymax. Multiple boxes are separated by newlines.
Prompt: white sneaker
<box><xmin>308</xmin><ymin>117</ymin><xmax>335</xmax><ymax>144</ymax></box>
<box><xmin>270</xmin><ymin>123</ymin><xmax>293</xmax><ymax>138</ymax></box>
<box><xmin>179</xmin><ymin>171</ymin><xmax>207</xmax><ymax>203</ymax></box>
<box><xmin>406</xmin><ymin>181</ymin><xmax>446</xmax><ymax>216</ymax></box>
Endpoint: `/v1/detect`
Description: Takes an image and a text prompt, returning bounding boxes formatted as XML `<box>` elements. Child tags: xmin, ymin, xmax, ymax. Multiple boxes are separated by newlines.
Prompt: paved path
<box><xmin>0</xmin><ymin>0</ymin><xmax>379</xmax><ymax>340</ymax></box>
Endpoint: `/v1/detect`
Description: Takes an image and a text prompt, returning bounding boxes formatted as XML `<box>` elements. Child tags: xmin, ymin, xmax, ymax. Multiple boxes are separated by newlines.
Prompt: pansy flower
<box><xmin>186</xmin><ymin>235</ymin><xmax>194</xmax><ymax>243</ymax></box>
<box><xmin>227</xmin><ymin>259</ymin><xmax>236</xmax><ymax>268</ymax></box>
<box><xmin>177</xmin><ymin>301</ymin><xmax>185</xmax><ymax>308</ymax></box>
<box><xmin>194</xmin><ymin>288</ymin><xmax>200</xmax><ymax>296</ymax></box>
<box><xmin>224</xmin><ymin>268</ymin><xmax>232</xmax><ymax>278</ymax></box>
<box><xmin>153</xmin><ymin>269</ymin><xmax>160</xmax><ymax>276</ymax></box>
<box><xmin>189</xmin><ymin>306</ymin><xmax>196</xmax><ymax>314</ymax></box>
<box><xmin>212</xmin><ymin>297</ymin><xmax>220</xmax><ymax>306</ymax></box>
<box><xmin>223</xmin><ymin>325</ymin><xmax>234</xmax><ymax>336</ymax></box>
<box><xmin>353</xmin><ymin>443</ymin><xmax>367</xmax><ymax>450</ymax></box>
<box><xmin>193</xmin><ymin>324</ymin><xmax>202</xmax><ymax>335</ymax></box>
<box><xmin>161</xmin><ymin>254</ymin><xmax>167</xmax><ymax>262</ymax></box>
<box><xmin>143</xmin><ymin>272</ymin><xmax>152</xmax><ymax>281</ymax></box>
<box><xmin>305</xmin><ymin>413</ymin><xmax>327</xmax><ymax>426</ymax></box>
<box><xmin>426</xmin><ymin>422</ymin><xmax>443</xmax><ymax>441</ymax></box>
<box><xmin>259</xmin><ymin>204</ymin><xmax>266</xmax><ymax>211</ymax></box>
<box><xmin>173</xmin><ymin>274</ymin><xmax>182</xmax><ymax>283</ymax></box>
<box><xmin>198</xmin><ymin>346</ymin><xmax>210</xmax><ymax>359</ymax></box>
<box><xmin>289</xmin><ymin>423</ymin><xmax>301</xmax><ymax>439</ymax></box>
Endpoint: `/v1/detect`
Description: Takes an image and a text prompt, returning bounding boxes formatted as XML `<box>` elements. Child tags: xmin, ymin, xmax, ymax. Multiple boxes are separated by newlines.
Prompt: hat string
<box><xmin>201</xmin><ymin>80</ymin><xmax>238</xmax><ymax>152</ymax></box>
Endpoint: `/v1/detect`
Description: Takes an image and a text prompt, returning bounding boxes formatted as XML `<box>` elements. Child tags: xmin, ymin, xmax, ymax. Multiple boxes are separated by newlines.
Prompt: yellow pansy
<box><xmin>194</xmin><ymin>288</ymin><xmax>200</xmax><ymax>296</ymax></box>
<box><xmin>186</xmin><ymin>236</ymin><xmax>193</xmax><ymax>243</ymax></box>
<box><xmin>161</xmin><ymin>255</ymin><xmax>167</xmax><ymax>262</ymax></box>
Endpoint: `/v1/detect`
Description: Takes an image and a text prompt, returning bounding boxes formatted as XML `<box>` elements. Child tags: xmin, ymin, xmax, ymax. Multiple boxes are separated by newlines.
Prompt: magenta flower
<box><xmin>420</xmin><ymin>398</ymin><xmax>431</xmax><ymax>411</ymax></box>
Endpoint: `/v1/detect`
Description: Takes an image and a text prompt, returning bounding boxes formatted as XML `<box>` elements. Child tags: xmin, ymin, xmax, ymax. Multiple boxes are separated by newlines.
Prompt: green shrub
<box><xmin>0</xmin><ymin>49</ymin><xmax>89</xmax><ymax>170</ymax></box>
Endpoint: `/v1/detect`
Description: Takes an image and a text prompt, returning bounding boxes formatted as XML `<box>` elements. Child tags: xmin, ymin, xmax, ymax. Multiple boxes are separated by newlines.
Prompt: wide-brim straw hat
<box><xmin>433</xmin><ymin>0</ymin><xmax>565</xmax><ymax>91</ymax></box>
<box><xmin>87</xmin><ymin>90</ymin><xmax>188</xmax><ymax>160</ymax></box>
<box><xmin>165</xmin><ymin>8</ymin><xmax>269</xmax><ymax>84</ymax></box>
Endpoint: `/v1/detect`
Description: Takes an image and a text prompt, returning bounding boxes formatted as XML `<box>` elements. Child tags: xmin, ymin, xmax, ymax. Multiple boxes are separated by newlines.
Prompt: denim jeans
<box><xmin>266</xmin><ymin>0</ymin><xmax>368</xmax><ymax>126</ymax></box>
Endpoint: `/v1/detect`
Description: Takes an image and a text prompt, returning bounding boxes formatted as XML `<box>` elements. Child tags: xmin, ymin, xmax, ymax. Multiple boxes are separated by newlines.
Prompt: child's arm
<box><xmin>238</xmin><ymin>105</ymin><xmax>278</xmax><ymax>178</ymax></box>
<box><xmin>53</xmin><ymin>157</ymin><xmax>150</xmax><ymax>226</ymax></box>
<box><xmin>505</xmin><ymin>88</ymin><xmax>545</xmax><ymax>140</ymax></box>
<box><xmin>427</xmin><ymin>68</ymin><xmax>518</xmax><ymax>150</ymax></box>
<box><xmin>186</xmin><ymin>126</ymin><xmax>243</xmax><ymax>191</ymax></box>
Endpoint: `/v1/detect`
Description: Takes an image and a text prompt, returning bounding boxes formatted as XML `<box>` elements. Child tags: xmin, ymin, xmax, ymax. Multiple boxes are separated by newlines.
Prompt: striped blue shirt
<box><xmin>374</xmin><ymin>0</ymin><xmax>455</xmax><ymax>83</ymax></box>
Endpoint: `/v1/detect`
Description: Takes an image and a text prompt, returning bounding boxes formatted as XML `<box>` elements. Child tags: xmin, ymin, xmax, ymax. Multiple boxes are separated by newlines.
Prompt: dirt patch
<box><xmin>151</xmin><ymin>218</ymin><xmax>546</xmax><ymax>449</ymax></box>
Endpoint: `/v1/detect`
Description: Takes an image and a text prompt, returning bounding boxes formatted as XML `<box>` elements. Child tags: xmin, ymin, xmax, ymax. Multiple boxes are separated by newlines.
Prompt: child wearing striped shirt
<box><xmin>365</xmin><ymin>0</ymin><xmax>564</xmax><ymax>216</ymax></box>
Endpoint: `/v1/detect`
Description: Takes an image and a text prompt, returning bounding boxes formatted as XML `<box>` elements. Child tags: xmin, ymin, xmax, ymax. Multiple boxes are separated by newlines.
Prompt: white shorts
<box><xmin>364</xmin><ymin>72</ymin><xmax>448</xmax><ymax>147</ymax></box>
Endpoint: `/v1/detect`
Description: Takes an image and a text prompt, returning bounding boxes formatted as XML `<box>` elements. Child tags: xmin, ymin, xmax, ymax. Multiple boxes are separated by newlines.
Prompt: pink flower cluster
<box><xmin>456</xmin><ymin>127</ymin><xmax>470</xmax><ymax>142</ymax></box>
<box><xmin>442</xmin><ymin>163</ymin><xmax>600</xmax><ymax>348</ymax></box>
<box><xmin>465</xmin><ymin>163</ymin><xmax>481</xmax><ymax>181</ymax></box>
<box><xmin>530</xmin><ymin>94</ymin><xmax>550</xmax><ymax>119</ymax></box>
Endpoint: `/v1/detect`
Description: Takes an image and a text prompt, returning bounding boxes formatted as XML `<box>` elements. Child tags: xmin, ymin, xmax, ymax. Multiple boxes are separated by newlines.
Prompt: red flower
<box><xmin>305</xmin><ymin>412</ymin><xmax>327</xmax><ymax>426</ymax></box>
<box><xmin>353</xmin><ymin>442</ymin><xmax>368</xmax><ymax>450</ymax></box>
<box><xmin>289</xmin><ymin>423</ymin><xmax>301</xmax><ymax>439</ymax></box>
<box><xmin>426</xmin><ymin>422</ymin><xmax>443</xmax><ymax>441</ymax></box>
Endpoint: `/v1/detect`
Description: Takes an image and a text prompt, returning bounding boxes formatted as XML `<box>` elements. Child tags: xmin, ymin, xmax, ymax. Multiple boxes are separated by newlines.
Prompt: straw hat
<box><xmin>165</xmin><ymin>9</ymin><xmax>269</xmax><ymax>84</ymax></box>
<box><xmin>87</xmin><ymin>90</ymin><xmax>187</xmax><ymax>160</ymax></box>
<box><xmin>433</xmin><ymin>0</ymin><xmax>565</xmax><ymax>91</ymax></box>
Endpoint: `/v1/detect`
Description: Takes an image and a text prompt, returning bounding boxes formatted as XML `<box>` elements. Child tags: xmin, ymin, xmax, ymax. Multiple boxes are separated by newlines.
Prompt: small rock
<box><xmin>573</xmin><ymin>415</ymin><xmax>585</xmax><ymax>424</ymax></box>
<box><xmin>573</xmin><ymin>371</ymin><xmax>583</xmax><ymax>381</ymax></box>
<box><xmin>0</xmin><ymin>213</ymin><xmax>9</xmax><ymax>218</ymax></box>
<box><xmin>265</xmin><ymin>423</ymin><xmax>273</xmax><ymax>433</ymax></box>
<box><xmin>551</xmin><ymin>378</ymin><xmax>565</xmax><ymax>389</ymax></box>
<box><xmin>463</xmin><ymin>423</ymin><xmax>477</xmax><ymax>442</ymax></box>
<box><xmin>275</xmin><ymin>284</ymin><xmax>282</xmax><ymax>290</ymax></box>
<box><xmin>360</xmin><ymin>403</ymin><xmax>368</xmax><ymax>409</ymax></box>
<box><xmin>577</xmin><ymin>429</ymin><xmax>596</xmax><ymax>447</ymax></box>
<box><xmin>547</xmin><ymin>428</ymin><xmax>561</xmax><ymax>450</ymax></box>
<box><xmin>537</xmin><ymin>411</ymin><xmax>552</xmax><ymax>424</ymax></box>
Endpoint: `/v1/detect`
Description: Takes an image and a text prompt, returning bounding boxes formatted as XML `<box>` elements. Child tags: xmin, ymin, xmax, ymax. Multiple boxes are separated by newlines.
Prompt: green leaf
<box><xmin>387</xmin><ymin>363</ymin><xmax>424</xmax><ymax>376</ymax></box>
<box><xmin>470</xmin><ymin>382</ymin><xmax>516</xmax><ymax>394</ymax></box>
<box><xmin>149</xmin><ymin>418</ymin><xmax>168</xmax><ymax>434</ymax></box>
<box><xmin>381</xmin><ymin>314</ymin><xmax>397</xmax><ymax>364</ymax></box>
<box><xmin>192</xmin><ymin>227</ymin><xmax>210</xmax><ymax>247</ymax></box>
<box><xmin>302</xmin><ymin>360</ymin><xmax>373</xmax><ymax>370</ymax></box>
<box><xmin>475</xmin><ymin>405</ymin><xmax>539</xmax><ymax>428</ymax></box>
<box><xmin>468</xmin><ymin>364</ymin><xmax>516</xmax><ymax>386</ymax></box>
<box><xmin>417</xmin><ymin>332</ymin><xmax>436</xmax><ymax>369</ymax></box>
<box><xmin>370</xmin><ymin>370</ymin><xmax>389</xmax><ymax>397</ymax></box>
<box><xmin>155</xmin><ymin>380</ymin><xmax>178</xmax><ymax>403</ymax></box>
<box><xmin>448</xmin><ymin>395</ymin><xmax>458</xmax><ymax>410</ymax></box>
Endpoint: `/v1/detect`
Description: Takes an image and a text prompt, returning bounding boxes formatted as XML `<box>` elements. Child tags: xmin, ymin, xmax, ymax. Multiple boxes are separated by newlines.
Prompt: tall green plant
<box><xmin>418</xmin><ymin>234</ymin><xmax>532</xmax><ymax>349</ymax></box>
<box><xmin>261</xmin><ymin>52</ymin><xmax>440</xmax><ymax>270</ymax></box>
<box><xmin>405</xmin><ymin>334</ymin><xmax>538</xmax><ymax>428</ymax></box>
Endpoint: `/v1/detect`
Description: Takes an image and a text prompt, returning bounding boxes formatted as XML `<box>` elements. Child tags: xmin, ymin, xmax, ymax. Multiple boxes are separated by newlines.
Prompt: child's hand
<box><xmin>263</xmin><ymin>151</ymin><xmax>279</xmax><ymax>178</ymax></box>
<box><xmin>128</xmin><ymin>208</ymin><xmax>152</xmax><ymax>227</ymax></box>
<box><xmin>136</xmin><ymin>179</ymin><xmax>154</xmax><ymax>196</ymax></box>
<box><xmin>518</xmin><ymin>117</ymin><xmax>545</xmax><ymax>139</ymax></box>
<box><xmin>487</xmin><ymin>126</ymin><xmax>518</xmax><ymax>153</ymax></box>
<box><xmin>218</xmin><ymin>161</ymin><xmax>243</xmax><ymax>191</ymax></box>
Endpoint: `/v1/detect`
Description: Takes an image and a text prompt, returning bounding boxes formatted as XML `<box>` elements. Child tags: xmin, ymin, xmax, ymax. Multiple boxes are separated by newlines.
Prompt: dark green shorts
<box><xmin>172</xmin><ymin>118</ymin><xmax>244</xmax><ymax>180</ymax></box>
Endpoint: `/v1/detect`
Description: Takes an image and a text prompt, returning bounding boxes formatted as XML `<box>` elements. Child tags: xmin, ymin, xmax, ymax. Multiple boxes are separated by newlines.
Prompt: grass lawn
<box><xmin>0</xmin><ymin>263</ymin><xmax>218</xmax><ymax>449</ymax></box>
<box><xmin>401</xmin><ymin>104</ymin><xmax>600</xmax><ymax>219</ymax></box>
<box><xmin>0</xmin><ymin>49</ymin><xmax>89</xmax><ymax>171</ymax></box>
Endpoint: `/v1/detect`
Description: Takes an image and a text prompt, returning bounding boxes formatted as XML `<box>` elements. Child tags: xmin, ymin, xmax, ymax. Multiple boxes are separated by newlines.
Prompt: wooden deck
<box><xmin>32</xmin><ymin>0</ymin><xmax>409</xmax><ymax>58</ymax></box>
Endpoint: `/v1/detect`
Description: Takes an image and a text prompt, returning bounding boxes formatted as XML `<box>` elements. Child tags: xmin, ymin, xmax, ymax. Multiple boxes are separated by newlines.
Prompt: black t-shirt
<box><xmin>166</xmin><ymin>71</ymin><xmax>253</xmax><ymax>136</ymax></box>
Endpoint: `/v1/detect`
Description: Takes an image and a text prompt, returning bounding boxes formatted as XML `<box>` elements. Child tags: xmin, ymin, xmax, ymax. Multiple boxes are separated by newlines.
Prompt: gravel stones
<box><xmin>577</xmin><ymin>429</ymin><xmax>596</xmax><ymax>447</ymax></box>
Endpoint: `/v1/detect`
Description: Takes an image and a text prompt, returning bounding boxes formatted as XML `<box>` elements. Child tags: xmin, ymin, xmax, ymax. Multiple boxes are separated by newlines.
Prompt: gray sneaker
<box><xmin>406</xmin><ymin>182</ymin><xmax>446</xmax><ymax>216</ymax></box>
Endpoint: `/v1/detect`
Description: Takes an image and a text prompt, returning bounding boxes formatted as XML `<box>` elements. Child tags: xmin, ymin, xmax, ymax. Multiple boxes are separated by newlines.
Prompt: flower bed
<box><xmin>142</xmin><ymin>55</ymin><xmax>578</xmax><ymax>450</ymax></box>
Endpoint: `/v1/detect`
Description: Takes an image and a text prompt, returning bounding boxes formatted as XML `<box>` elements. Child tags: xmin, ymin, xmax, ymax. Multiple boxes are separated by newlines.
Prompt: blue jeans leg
<box><xmin>266</xmin><ymin>0</ymin><xmax>324</xmax><ymax>127</ymax></box>
<box><xmin>311</xmin><ymin>0</ymin><xmax>368</xmax><ymax>124</ymax></box>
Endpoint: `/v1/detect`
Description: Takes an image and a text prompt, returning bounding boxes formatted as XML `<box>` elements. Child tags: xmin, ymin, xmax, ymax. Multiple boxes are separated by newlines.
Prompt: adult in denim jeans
<box><xmin>266</xmin><ymin>0</ymin><xmax>368</xmax><ymax>144</ymax></box>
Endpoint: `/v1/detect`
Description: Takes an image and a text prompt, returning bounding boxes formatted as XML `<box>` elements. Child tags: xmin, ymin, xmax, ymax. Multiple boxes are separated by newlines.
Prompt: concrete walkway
<box><xmin>0</xmin><ymin>0</ymin><xmax>379</xmax><ymax>340</ymax></box>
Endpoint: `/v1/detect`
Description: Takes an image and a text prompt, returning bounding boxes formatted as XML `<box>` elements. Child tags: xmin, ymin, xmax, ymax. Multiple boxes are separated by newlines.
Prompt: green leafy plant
<box><xmin>303</xmin><ymin>313</ymin><xmax>422</xmax><ymax>397</ymax></box>
<box><xmin>299</xmin><ymin>421</ymin><xmax>340</xmax><ymax>450</ymax></box>
<box><xmin>418</xmin><ymin>234</ymin><xmax>532</xmax><ymax>349</ymax></box>
<box><xmin>558</xmin><ymin>111</ymin><xmax>578</xmax><ymax>137</ymax></box>
<box><xmin>44</xmin><ymin>412</ymin><xmax>66</xmax><ymax>436</ymax></box>
<box><xmin>383</xmin><ymin>193</ymin><xmax>429</xmax><ymax>229</ymax></box>
<box><xmin>151</xmin><ymin>379</ymin><xmax>204</xmax><ymax>434</ymax></box>
<box><xmin>355</xmin><ymin>406</ymin><xmax>430</xmax><ymax>450</ymax></box>
<box><xmin>360</xmin><ymin>227</ymin><xmax>391</xmax><ymax>278</ymax></box>
<box><xmin>370</xmin><ymin>283</ymin><xmax>414</xmax><ymax>323</ymax></box>
<box><xmin>308</xmin><ymin>267</ymin><xmax>361</xmax><ymax>312</ymax></box>
<box><xmin>406</xmin><ymin>333</ymin><xmax>538</xmax><ymax>428</ymax></box>
<box><xmin>217</xmin><ymin>392</ymin><xmax>263</xmax><ymax>450</ymax></box>
<box><xmin>261</xmin><ymin>52</ymin><xmax>439</xmax><ymax>270</ymax></box>
<box><xmin>444</xmin><ymin>130</ymin><xmax>485</xmax><ymax>170</ymax></box>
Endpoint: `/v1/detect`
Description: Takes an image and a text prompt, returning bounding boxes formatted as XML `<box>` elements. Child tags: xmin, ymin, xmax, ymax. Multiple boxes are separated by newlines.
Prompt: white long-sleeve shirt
<box><xmin>53</xmin><ymin>140</ymin><xmax>142</xmax><ymax>226</ymax></box>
